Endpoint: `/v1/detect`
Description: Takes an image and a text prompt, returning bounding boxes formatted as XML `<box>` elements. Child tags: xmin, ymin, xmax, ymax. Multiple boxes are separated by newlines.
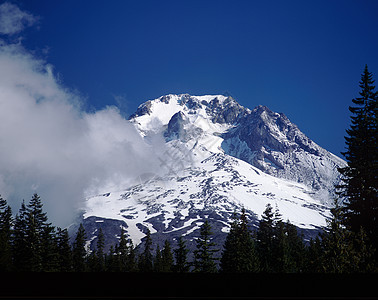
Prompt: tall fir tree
<box><xmin>12</xmin><ymin>200</ymin><xmax>28</xmax><ymax>271</ymax></box>
<box><xmin>284</xmin><ymin>221</ymin><xmax>306</xmax><ymax>272</ymax></box>
<box><xmin>193</xmin><ymin>220</ymin><xmax>218</xmax><ymax>273</ymax></box>
<box><xmin>138</xmin><ymin>229</ymin><xmax>153</xmax><ymax>272</ymax></box>
<box><xmin>24</xmin><ymin>212</ymin><xmax>43</xmax><ymax>271</ymax></box>
<box><xmin>40</xmin><ymin>223</ymin><xmax>59</xmax><ymax>271</ymax></box>
<box><xmin>161</xmin><ymin>240</ymin><xmax>174</xmax><ymax>272</ymax></box>
<box><xmin>22</xmin><ymin>193</ymin><xmax>55</xmax><ymax>271</ymax></box>
<box><xmin>351</xmin><ymin>227</ymin><xmax>377</xmax><ymax>272</ymax></box>
<box><xmin>305</xmin><ymin>236</ymin><xmax>324</xmax><ymax>273</ymax></box>
<box><xmin>117</xmin><ymin>228</ymin><xmax>128</xmax><ymax>272</ymax></box>
<box><xmin>338</xmin><ymin>65</ymin><xmax>378</xmax><ymax>249</ymax></box>
<box><xmin>256</xmin><ymin>203</ymin><xmax>275</xmax><ymax>272</ymax></box>
<box><xmin>153</xmin><ymin>244</ymin><xmax>163</xmax><ymax>272</ymax></box>
<box><xmin>56</xmin><ymin>227</ymin><xmax>72</xmax><ymax>271</ymax></box>
<box><xmin>0</xmin><ymin>196</ymin><xmax>13</xmax><ymax>271</ymax></box>
<box><xmin>126</xmin><ymin>238</ymin><xmax>138</xmax><ymax>272</ymax></box>
<box><xmin>321</xmin><ymin>199</ymin><xmax>356</xmax><ymax>273</ymax></box>
<box><xmin>72</xmin><ymin>223</ymin><xmax>87</xmax><ymax>272</ymax></box>
<box><xmin>220</xmin><ymin>208</ymin><xmax>259</xmax><ymax>272</ymax></box>
<box><xmin>95</xmin><ymin>228</ymin><xmax>105</xmax><ymax>272</ymax></box>
<box><xmin>174</xmin><ymin>237</ymin><xmax>189</xmax><ymax>273</ymax></box>
<box><xmin>272</xmin><ymin>218</ymin><xmax>291</xmax><ymax>273</ymax></box>
<box><xmin>106</xmin><ymin>245</ymin><xmax>119</xmax><ymax>272</ymax></box>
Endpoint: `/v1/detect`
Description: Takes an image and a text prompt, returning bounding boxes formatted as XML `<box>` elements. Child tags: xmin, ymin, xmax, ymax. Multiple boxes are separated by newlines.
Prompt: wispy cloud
<box><xmin>0</xmin><ymin>4</ymin><xmax>166</xmax><ymax>227</ymax></box>
<box><xmin>0</xmin><ymin>2</ymin><xmax>38</xmax><ymax>35</ymax></box>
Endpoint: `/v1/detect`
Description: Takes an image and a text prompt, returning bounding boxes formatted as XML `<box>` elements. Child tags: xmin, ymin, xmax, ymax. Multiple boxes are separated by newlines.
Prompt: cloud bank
<box><xmin>0</xmin><ymin>3</ymin><xmax>165</xmax><ymax>227</ymax></box>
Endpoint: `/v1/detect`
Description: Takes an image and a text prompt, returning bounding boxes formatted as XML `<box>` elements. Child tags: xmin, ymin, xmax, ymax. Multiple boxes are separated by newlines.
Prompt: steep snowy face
<box><xmin>222</xmin><ymin>105</ymin><xmax>345</xmax><ymax>203</ymax></box>
<box><xmin>129</xmin><ymin>94</ymin><xmax>345</xmax><ymax>204</ymax></box>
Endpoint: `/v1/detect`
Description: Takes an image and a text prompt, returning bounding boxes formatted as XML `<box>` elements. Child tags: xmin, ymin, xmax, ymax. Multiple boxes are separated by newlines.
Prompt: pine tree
<box><xmin>138</xmin><ymin>229</ymin><xmax>153</xmax><ymax>272</ymax></box>
<box><xmin>117</xmin><ymin>228</ymin><xmax>128</xmax><ymax>272</ymax></box>
<box><xmin>40</xmin><ymin>223</ymin><xmax>59</xmax><ymax>271</ymax></box>
<box><xmin>27</xmin><ymin>193</ymin><xmax>49</xmax><ymax>230</ymax></box>
<box><xmin>174</xmin><ymin>237</ymin><xmax>189</xmax><ymax>273</ymax></box>
<box><xmin>285</xmin><ymin>221</ymin><xmax>306</xmax><ymax>272</ymax></box>
<box><xmin>95</xmin><ymin>228</ymin><xmax>105</xmax><ymax>272</ymax></box>
<box><xmin>56</xmin><ymin>227</ymin><xmax>72</xmax><ymax>271</ymax></box>
<box><xmin>193</xmin><ymin>220</ymin><xmax>218</xmax><ymax>273</ymax></box>
<box><xmin>321</xmin><ymin>199</ymin><xmax>355</xmax><ymax>273</ymax></box>
<box><xmin>106</xmin><ymin>245</ymin><xmax>119</xmax><ymax>272</ymax></box>
<box><xmin>86</xmin><ymin>250</ymin><xmax>97</xmax><ymax>272</ymax></box>
<box><xmin>0</xmin><ymin>195</ymin><xmax>13</xmax><ymax>271</ymax></box>
<box><xmin>12</xmin><ymin>200</ymin><xmax>28</xmax><ymax>271</ymax></box>
<box><xmin>25</xmin><ymin>212</ymin><xmax>43</xmax><ymax>271</ymax></box>
<box><xmin>153</xmin><ymin>244</ymin><xmax>163</xmax><ymax>272</ymax></box>
<box><xmin>161</xmin><ymin>240</ymin><xmax>174</xmax><ymax>272</ymax></box>
<box><xmin>221</xmin><ymin>209</ymin><xmax>259</xmax><ymax>272</ymax></box>
<box><xmin>305</xmin><ymin>236</ymin><xmax>324</xmax><ymax>273</ymax></box>
<box><xmin>256</xmin><ymin>203</ymin><xmax>275</xmax><ymax>272</ymax></box>
<box><xmin>72</xmin><ymin>223</ymin><xmax>87</xmax><ymax>272</ymax></box>
<box><xmin>273</xmin><ymin>218</ymin><xmax>291</xmax><ymax>273</ymax></box>
<box><xmin>338</xmin><ymin>65</ymin><xmax>378</xmax><ymax>249</ymax></box>
<box><xmin>23</xmin><ymin>193</ymin><xmax>54</xmax><ymax>271</ymax></box>
<box><xmin>126</xmin><ymin>239</ymin><xmax>138</xmax><ymax>272</ymax></box>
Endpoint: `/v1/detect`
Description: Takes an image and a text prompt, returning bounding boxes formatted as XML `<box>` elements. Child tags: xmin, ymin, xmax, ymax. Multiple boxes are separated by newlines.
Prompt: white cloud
<box><xmin>0</xmin><ymin>2</ymin><xmax>38</xmax><ymax>35</ymax></box>
<box><xmin>0</xmin><ymin>42</ymin><xmax>164</xmax><ymax>227</ymax></box>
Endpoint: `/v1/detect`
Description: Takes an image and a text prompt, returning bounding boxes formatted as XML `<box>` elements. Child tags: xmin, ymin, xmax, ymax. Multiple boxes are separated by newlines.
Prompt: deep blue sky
<box><xmin>14</xmin><ymin>0</ymin><xmax>378</xmax><ymax>157</ymax></box>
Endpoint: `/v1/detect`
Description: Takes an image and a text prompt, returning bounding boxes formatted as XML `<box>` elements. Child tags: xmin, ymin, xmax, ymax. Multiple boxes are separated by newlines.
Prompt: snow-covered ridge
<box><xmin>129</xmin><ymin>94</ymin><xmax>345</xmax><ymax>203</ymax></box>
<box><xmin>84</xmin><ymin>151</ymin><xmax>329</xmax><ymax>246</ymax></box>
<box><xmin>81</xmin><ymin>93</ymin><xmax>346</xmax><ymax>249</ymax></box>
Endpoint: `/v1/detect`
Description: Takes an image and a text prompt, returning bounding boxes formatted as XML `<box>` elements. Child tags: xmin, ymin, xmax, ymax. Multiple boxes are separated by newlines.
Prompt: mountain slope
<box><xmin>77</xmin><ymin>94</ymin><xmax>345</xmax><ymax>252</ymax></box>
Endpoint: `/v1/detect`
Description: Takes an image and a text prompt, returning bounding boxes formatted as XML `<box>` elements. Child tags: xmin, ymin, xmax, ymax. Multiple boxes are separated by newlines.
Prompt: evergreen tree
<box><xmin>86</xmin><ymin>251</ymin><xmax>97</xmax><ymax>272</ymax></box>
<box><xmin>0</xmin><ymin>196</ymin><xmax>13</xmax><ymax>271</ymax></box>
<box><xmin>273</xmin><ymin>218</ymin><xmax>291</xmax><ymax>273</ymax></box>
<box><xmin>56</xmin><ymin>227</ymin><xmax>72</xmax><ymax>271</ymax></box>
<box><xmin>95</xmin><ymin>228</ymin><xmax>105</xmax><ymax>272</ymax></box>
<box><xmin>40</xmin><ymin>223</ymin><xmax>59</xmax><ymax>271</ymax></box>
<box><xmin>285</xmin><ymin>221</ymin><xmax>306</xmax><ymax>272</ymax></box>
<box><xmin>321</xmin><ymin>199</ymin><xmax>355</xmax><ymax>273</ymax></box>
<box><xmin>126</xmin><ymin>239</ymin><xmax>138</xmax><ymax>272</ymax></box>
<box><xmin>138</xmin><ymin>229</ymin><xmax>153</xmax><ymax>272</ymax></box>
<box><xmin>153</xmin><ymin>244</ymin><xmax>163</xmax><ymax>272</ymax></box>
<box><xmin>23</xmin><ymin>193</ymin><xmax>54</xmax><ymax>271</ymax></box>
<box><xmin>106</xmin><ymin>245</ymin><xmax>119</xmax><ymax>272</ymax></box>
<box><xmin>305</xmin><ymin>236</ymin><xmax>324</xmax><ymax>273</ymax></box>
<box><xmin>338</xmin><ymin>65</ymin><xmax>378</xmax><ymax>249</ymax></box>
<box><xmin>72</xmin><ymin>223</ymin><xmax>87</xmax><ymax>272</ymax></box>
<box><xmin>12</xmin><ymin>201</ymin><xmax>28</xmax><ymax>271</ymax></box>
<box><xmin>20</xmin><ymin>193</ymin><xmax>52</xmax><ymax>272</ymax></box>
<box><xmin>25</xmin><ymin>212</ymin><xmax>43</xmax><ymax>271</ymax></box>
<box><xmin>221</xmin><ymin>209</ymin><xmax>259</xmax><ymax>272</ymax></box>
<box><xmin>174</xmin><ymin>237</ymin><xmax>189</xmax><ymax>273</ymax></box>
<box><xmin>117</xmin><ymin>228</ymin><xmax>128</xmax><ymax>272</ymax></box>
<box><xmin>273</xmin><ymin>220</ymin><xmax>305</xmax><ymax>273</ymax></box>
<box><xmin>351</xmin><ymin>227</ymin><xmax>377</xmax><ymax>272</ymax></box>
<box><xmin>193</xmin><ymin>220</ymin><xmax>218</xmax><ymax>273</ymax></box>
<box><xmin>256</xmin><ymin>203</ymin><xmax>275</xmax><ymax>272</ymax></box>
<box><xmin>161</xmin><ymin>240</ymin><xmax>174</xmax><ymax>272</ymax></box>
<box><xmin>27</xmin><ymin>193</ymin><xmax>49</xmax><ymax>230</ymax></box>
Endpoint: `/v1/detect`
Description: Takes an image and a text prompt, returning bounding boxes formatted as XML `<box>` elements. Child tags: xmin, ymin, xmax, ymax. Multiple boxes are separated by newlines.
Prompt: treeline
<box><xmin>0</xmin><ymin>193</ymin><xmax>376</xmax><ymax>272</ymax></box>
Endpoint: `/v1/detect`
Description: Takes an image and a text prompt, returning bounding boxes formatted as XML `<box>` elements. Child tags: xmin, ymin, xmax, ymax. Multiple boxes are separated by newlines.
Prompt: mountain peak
<box><xmin>80</xmin><ymin>93</ymin><xmax>346</xmax><ymax>251</ymax></box>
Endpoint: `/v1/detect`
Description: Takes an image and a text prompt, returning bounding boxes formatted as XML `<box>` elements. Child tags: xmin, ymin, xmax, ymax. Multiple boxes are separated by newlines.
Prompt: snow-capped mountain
<box><xmin>76</xmin><ymin>94</ymin><xmax>345</xmax><ymax>252</ymax></box>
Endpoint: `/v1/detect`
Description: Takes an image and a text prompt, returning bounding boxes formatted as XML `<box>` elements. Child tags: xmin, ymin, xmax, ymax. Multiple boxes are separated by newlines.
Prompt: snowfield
<box><xmin>82</xmin><ymin>94</ymin><xmax>345</xmax><ymax>247</ymax></box>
